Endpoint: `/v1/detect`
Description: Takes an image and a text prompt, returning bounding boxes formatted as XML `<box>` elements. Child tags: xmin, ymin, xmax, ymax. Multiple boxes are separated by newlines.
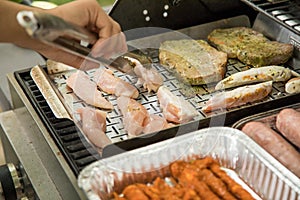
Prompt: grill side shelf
<box><xmin>14</xmin><ymin>68</ymin><xmax>101</xmax><ymax>176</ymax></box>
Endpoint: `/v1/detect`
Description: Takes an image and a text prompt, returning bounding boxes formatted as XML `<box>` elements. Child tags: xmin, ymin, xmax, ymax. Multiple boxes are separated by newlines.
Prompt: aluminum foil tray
<box><xmin>233</xmin><ymin>103</ymin><xmax>300</xmax><ymax>152</ymax></box>
<box><xmin>77</xmin><ymin>127</ymin><xmax>300</xmax><ymax>200</ymax></box>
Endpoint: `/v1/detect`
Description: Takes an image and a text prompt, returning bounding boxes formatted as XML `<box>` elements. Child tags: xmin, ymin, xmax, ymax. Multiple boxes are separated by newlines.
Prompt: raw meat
<box><xmin>77</xmin><ymin>107</ymin><xmax>111</xmax><ymax>149</ymax></box>
<box><xmin>94</xmin><ymin>68</ymin><xmax>139</xmax><ymax>98</ymax></box>
<box><xmin>124</xmin><ymin>56</ymin><xmax>163</xmax><ymax>92</ymax></box>
<box><xmin>276</xmin><ymin>108</ymin><xmax>300</xmax><ymax>148</ymax></box>
<box><xmin>157</xmin><ymin>86</ymin><xmax>199</xmax><ymax>123</ymax></box>
<box><xmin>117</xmin><ymin>96</ymin><xmax>150</xmax><ymax>136</ymax></box>
<box><xmin>66</xmin><ymin>71</ymin><xmax>113</xmax><ymax>109</ymax></box>
<box><xmin>203</xmin><ymin>81</ymin><xmax>272</xmax><ymax>112</ymax></box>
<box><xmin>242</xmin><ymin>121</ymin><xmax>300</xmax><ymax>177</ymax></box>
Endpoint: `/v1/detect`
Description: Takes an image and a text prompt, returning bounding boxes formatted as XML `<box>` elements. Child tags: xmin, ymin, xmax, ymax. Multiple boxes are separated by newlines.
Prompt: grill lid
<box><xmin>109</xmin><ymin>0</ymin><xmax>257</xmax><ymax>40</ymax></box>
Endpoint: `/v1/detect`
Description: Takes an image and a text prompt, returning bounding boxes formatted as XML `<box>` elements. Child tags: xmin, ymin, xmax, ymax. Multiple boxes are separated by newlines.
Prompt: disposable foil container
<box><xmin>233</xmin><ymin>103</ymin><xmax>300</xmax><ymax>153</ymax></box>
<box><xmin>77</xmin><ymin>127</ymin><xmax>300</xmax><ymax>200</ymax></box>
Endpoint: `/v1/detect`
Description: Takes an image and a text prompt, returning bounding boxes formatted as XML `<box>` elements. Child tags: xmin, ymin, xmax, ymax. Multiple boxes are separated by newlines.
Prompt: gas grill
<box><xmin>1</xmin><ymin>0</ymin><xmax>300</xmax><ymax>199</ymax></box>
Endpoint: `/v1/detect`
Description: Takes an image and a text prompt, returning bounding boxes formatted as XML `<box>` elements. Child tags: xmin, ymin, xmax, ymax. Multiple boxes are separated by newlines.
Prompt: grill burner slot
<box><xmin>242</xmin><ymin>0</ymin><xmax>300</xmax><ymax>34</ymax></box>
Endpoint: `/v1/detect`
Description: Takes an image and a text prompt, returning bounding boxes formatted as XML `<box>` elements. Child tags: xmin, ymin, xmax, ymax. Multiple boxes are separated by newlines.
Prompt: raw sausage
<box><xmin>242</xmin><ymin>121</ymin><xmax>300</xmax><ymax>177</ymax></box>
<box><xmin>276</xmin><ymin>108</ymin><xmax>300</xmax><ymax>148</ymax></box>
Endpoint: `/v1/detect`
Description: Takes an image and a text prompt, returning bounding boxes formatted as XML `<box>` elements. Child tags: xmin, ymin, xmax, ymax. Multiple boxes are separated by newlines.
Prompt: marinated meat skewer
<box><xmin>198</xmin><ymin>169</ymin><xmax>237</xmax><ymax>200</ymax></box>
<box><xmin>209</xmin><ymin>163</ymin><xmax>255</xmax><ymax>200</ymax></box>
<box><xmin>115</xmin><ymin>157</ymin><xmax>255</xmax><ymax>199</ymax></box>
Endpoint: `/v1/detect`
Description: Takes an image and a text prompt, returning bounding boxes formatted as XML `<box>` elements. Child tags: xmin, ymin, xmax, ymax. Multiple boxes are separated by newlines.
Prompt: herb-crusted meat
<box><xmin>207</xmin><ymin>27</ymin><xmax>294</xmax><ymax>67</ymax></box>
<box><xmin>159</xmin><ymin>39</ymin><xmax>227</xmax><ymax>85</ymax></box>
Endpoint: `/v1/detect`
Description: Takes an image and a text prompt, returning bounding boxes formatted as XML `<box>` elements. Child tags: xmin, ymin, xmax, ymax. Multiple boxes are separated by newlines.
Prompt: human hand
<box><xmin>37</xmin><ymin>0</ymin><xmax>128</xmax><ymax>70</ymax></box>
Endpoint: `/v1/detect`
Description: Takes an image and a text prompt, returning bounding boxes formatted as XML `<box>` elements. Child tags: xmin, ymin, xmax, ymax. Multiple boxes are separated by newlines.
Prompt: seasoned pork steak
<box><xmin>159</xmin><ymin>39</ymin><xmax>227</xmax><ymax>85</ymax></box>
<box><xmin>207</xmin><ymin>27</ymin><xmax>294</xmax><ymax>67</ymax></box>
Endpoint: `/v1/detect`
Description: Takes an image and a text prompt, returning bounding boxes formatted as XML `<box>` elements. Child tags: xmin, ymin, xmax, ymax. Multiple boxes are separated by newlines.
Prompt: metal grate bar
<box><xmin>242</xmin><ymin>0</ymin><xmax>300</xmax><ymax>35</ymax></box>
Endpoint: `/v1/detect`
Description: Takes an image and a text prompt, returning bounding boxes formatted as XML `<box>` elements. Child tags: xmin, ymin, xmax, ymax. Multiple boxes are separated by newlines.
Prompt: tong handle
<box><xmin>17</xmin><ymin>11</ymin><xmax>152</xmax><ymax>73</ymax></box>
<box><xmin>17</xmin><ymin>11</ymin><xmax>134</xmax><ymax>72</ymax></box>
<box><xmin>17</xmin><ymin>10</ymin><xmax>98</xmax><ymax>44</ymax></box>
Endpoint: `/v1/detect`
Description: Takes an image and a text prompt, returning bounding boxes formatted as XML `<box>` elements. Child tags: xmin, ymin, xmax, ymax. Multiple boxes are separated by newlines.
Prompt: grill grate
<box><xmin>241</xmin><ymin>0</ymin><xmax>300</xmax><ymax>34</ymax></box>
<box><xmin>49</xmin><ymin>49</ymin><xmax>300</xmax><ymax>144</ymax></box>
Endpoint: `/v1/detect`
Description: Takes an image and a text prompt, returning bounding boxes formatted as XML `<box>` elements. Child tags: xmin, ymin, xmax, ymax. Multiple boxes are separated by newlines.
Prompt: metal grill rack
<box><xmin>50</xmin><ymin>48</ymin><xmax>300</xmax><ymax>144</ymax></box>
<box><xmin>241</xmin><ymin>0</ymin><xmax>300</xmax><ymax>35</ymax></box>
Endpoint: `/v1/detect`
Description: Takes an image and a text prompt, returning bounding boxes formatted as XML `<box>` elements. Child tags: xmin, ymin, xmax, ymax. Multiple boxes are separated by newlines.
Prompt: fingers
<box><xmin>41</xmin><ymin>0</ymin><xmax>128</xmax><ymax>68</ymax></box>
<box><xmin>40</xmin><ymin>48</ymin><xmax>100</xmax><ymax>70</ymax></box>
<box><xmin>89</xmin><ymin>5</ymin><xmax>128</xmax><ymax>58</ymax></box>
<box><xmin>91</xmin><ymin>32</ymin><xmax>128</xmax><ymax>58</ymax></box>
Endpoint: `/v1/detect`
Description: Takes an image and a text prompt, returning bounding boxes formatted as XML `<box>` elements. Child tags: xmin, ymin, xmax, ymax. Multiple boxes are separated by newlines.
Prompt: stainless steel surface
<box><xmin>17</xmin><ymin>11</ymin><xmax>97</xmax><ymax>45</ymax></box>
<box><xmin>241</xmin><ymin>0</ymin><xmax>300</xmax><ymax>36</ymax></box>
<box><xmin>78</xmin><ymin>127</ymin><xmax>300</xmax><ymax>200</ymax></box>
<box><xmin>0</xmin><ymin>73</ymin><xmax>88</xmax><ymax>200</ymax></box>
<box><xmin>31</xmin><ymin>65</ymin><xmax>71</xmax><ymax>120</ymax></box>
<box><xmin>0</xmin><ymin>88</ymin><xmax>11</xmax><ymax>113</ymax></box>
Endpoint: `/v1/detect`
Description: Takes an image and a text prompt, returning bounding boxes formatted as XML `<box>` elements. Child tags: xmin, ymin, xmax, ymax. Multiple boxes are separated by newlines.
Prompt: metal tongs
<box><xmin>16</xmin><ymin>11</ymin><xmax>151</xmax><ymax>73</ymax></box>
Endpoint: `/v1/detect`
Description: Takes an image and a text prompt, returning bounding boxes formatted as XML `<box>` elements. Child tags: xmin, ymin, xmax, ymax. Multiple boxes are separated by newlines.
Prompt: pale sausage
<box><xmin>242</xmin><ymin>121</ymin><xmax>300</xmax><ymax>177</ymax></box>
<box><xmin>276</xmin><ymin>108</ymin><xmax>300</xmax><ymax>148</ymax></box>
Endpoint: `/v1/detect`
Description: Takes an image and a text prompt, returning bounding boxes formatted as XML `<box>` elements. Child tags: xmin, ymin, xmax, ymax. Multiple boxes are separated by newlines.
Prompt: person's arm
<box><xmin>0</xmin><ymin>0</ymin><xmax>127</xmax><ymax>70</ymax></box>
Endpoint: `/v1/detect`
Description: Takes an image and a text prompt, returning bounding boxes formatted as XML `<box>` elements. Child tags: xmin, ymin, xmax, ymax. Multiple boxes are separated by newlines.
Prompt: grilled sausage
<box><xmin>276</xmin><ymin>108</ymin><xmax>300</xmax><ymax>148</ymax></box>
<box><xmin>285</xmin><ymin>77</ymin><xmax>300</xmax><ymax>94</ymax></box>
<box><xmin>241</xmin><ymin>121</ymin><xmax>300</xmax><ymax>177</ymax></box>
